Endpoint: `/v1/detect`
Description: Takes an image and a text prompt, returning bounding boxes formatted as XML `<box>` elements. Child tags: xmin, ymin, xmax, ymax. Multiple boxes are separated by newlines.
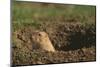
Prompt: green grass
<box><xmin>12</xmin><ymin>1</ymin><xmax>96</xmax><ymax>31</ymax></box>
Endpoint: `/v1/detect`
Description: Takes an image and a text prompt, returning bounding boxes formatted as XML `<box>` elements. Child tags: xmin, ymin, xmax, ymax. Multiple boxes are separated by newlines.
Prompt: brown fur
<box><xmin>31</xmin><ymin>31</ymin><xmax>55</xmax><ymax>52</ymax></box>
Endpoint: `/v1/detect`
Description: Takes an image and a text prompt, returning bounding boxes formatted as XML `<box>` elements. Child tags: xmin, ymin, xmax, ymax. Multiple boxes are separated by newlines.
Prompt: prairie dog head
<box><xmin>32</xmin><ymin>31</ymin><xmax>48</xmax><ymax>42</ymax></box>
<box><xmin>31</xmin><ymin>31</ymin><xmax>55</xmax><ymax>52</ymax></box>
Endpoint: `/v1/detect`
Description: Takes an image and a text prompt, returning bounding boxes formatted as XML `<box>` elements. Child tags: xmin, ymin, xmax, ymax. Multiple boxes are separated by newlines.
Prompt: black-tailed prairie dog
<box><xmin>31</xmin><ymin>31</ymin><xmax>55</xmax><ymax>52</ymax></box>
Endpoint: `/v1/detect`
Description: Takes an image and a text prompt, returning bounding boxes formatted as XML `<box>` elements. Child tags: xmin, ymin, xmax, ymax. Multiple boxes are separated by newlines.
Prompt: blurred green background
<box><xmin>12</xmin><ymin>1</ymin><xmax>96</xmax><ymax>31</ymax></box>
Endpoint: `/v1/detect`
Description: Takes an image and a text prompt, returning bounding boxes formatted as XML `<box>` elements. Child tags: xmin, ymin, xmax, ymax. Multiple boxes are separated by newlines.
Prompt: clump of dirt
<box><xmin>12</xmin><ymin>46</ymin><xmax>95</xmax><ymax>66</ymax></box>
<box><xmin>12</xmin><ymin>22</ymin><xmax>96</xmax><ymax>66</ymax></box>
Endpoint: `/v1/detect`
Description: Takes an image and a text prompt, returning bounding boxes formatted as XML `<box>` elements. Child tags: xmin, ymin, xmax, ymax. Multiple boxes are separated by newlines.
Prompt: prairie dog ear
<box><xmin>40</xmin><ymin>32</ymin><xmax>48</xmax><ymax>37</ymax></box>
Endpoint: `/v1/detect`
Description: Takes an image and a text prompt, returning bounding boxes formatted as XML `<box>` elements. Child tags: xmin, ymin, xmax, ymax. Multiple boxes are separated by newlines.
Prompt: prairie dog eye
<box><xmin>38</xmin><ymin>33</ymin><xmax>41</xmax><ymax>36</ymax></box>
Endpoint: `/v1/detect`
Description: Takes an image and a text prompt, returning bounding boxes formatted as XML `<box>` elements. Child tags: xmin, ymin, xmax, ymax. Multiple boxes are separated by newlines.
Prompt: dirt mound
<box><xmin>38</xmin><ymin>22</ymin><xmax>96</xmax><ymax>51</ymax></box>
<box><xmin>12</xmin><ymin>22</ymin><xmax>96</xmax><ymax>66</ymax></box>
<box><xmin>12</xmin><ymin>46</ymin><xmax>95</xmax><ymax>66</ymax></box>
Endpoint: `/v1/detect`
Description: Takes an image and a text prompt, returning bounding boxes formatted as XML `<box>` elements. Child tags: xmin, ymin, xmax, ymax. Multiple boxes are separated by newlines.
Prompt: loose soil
<box><xmin>12</xmin><ymin>22</ymin><xmax>96</xmax><ymax>66</ymax></box>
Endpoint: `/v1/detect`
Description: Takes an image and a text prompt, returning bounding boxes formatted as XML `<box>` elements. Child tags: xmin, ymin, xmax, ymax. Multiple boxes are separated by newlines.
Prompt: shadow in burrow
<box><xmin>48</xmin><ymin>23</ymin><xmax>96</xmax><ymax>51</ymax></box>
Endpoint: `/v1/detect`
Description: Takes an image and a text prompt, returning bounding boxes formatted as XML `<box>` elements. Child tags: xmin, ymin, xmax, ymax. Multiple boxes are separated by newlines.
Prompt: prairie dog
<box><xmin>31</xmin><ymin>31</ymin><xmax>55</xmax><ymax>52</ymax></box>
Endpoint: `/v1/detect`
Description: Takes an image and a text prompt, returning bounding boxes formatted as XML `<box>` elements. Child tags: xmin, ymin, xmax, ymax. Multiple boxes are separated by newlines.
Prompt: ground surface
<box><xmin>12</xmin><ymin>1</ymin><xmax>96</xmax><ymax>66</ymax></box>
<box><xmin>12</xmin><ymin>23</ymin><xmax>96</xmax><ymax>65</ymax></box>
